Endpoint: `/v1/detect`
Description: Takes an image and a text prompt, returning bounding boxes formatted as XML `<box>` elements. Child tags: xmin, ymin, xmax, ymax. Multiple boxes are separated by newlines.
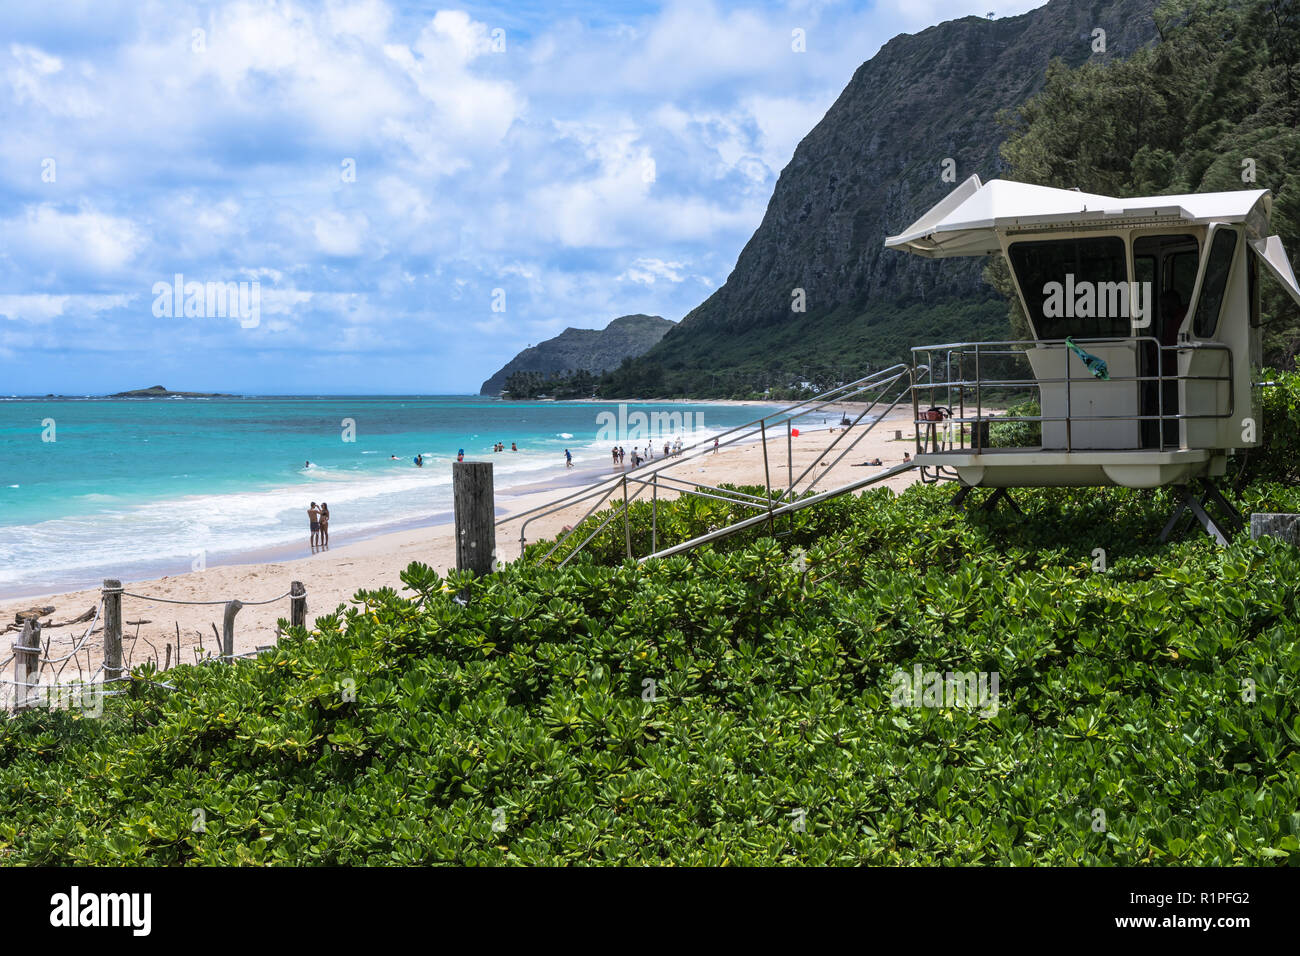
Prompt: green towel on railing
<box><xmin>1065</xmin><ymin>337</ymin><xmax>1109</xmax><ymax>381</ymax></box>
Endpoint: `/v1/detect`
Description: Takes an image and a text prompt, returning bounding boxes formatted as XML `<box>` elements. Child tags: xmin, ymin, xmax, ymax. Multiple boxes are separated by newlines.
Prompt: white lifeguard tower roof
<box><xmin>884</xmin><ymin>176</ymin><xmax>1300</xmax><ymax>305</ymax></box>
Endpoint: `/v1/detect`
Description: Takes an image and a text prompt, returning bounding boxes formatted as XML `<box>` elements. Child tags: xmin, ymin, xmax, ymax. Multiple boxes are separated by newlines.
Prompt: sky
<box><xmin>0</xmin><ymin>0</ymin><xmax>1047</xmax><ymax>395</ymax></box>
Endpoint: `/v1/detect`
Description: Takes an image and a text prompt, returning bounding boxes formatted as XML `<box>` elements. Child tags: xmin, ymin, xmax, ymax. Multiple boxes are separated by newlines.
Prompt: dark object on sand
<box><xmin>14</xmin><ymin>605</ymin><xmax>55</xmax><ymax>624</ymax></box>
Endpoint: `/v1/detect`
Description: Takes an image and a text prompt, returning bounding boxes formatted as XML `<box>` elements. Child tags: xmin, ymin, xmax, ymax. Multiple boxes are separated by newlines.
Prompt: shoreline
<box><xmin>0</xmin><ymin>457</ymin><xmax>618</xmax><ymax>604</ymax></box>
<box><xmin>0</xmin><ymin>406</ymin><xmax>937</xmax><ymax>686</ymax></box>
<box><xmin>1</xmin><ymin>397</ymin><xmax>850</xmax><ymax>603</ymax></box>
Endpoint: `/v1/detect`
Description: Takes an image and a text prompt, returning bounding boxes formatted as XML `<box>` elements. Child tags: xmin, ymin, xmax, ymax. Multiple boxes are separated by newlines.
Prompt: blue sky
<box><xmin>0</xmin><ymin>0</ymin><xmax>1045</xmax><ymax>395</ymax></box>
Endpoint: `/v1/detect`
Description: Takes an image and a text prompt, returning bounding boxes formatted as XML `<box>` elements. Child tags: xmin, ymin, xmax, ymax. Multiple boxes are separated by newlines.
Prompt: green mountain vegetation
<box><xmin>501</xmin><ymin>369</ymin><xmax>600</xmax><ymax>401</ymax></box>
<box><xmin>3</xmin><ymin>374</ymin><xmax>1299</xmax><ymax>865</ymax></box>
<box><xmin>480</xmin><ymin>314</ymin><xmax>673</xmax><ymax>397</ymax></box>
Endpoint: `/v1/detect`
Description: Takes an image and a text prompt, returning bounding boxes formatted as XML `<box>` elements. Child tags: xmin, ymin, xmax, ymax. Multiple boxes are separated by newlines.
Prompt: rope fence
<box><xmin>3</xmin><ymin>579</ymin><xmax>308</xmax><ymax>716</ymax></box>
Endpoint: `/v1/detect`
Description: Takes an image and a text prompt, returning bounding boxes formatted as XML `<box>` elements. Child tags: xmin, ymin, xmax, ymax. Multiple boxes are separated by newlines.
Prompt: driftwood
<box><xmin>49</xmin><ymin>606</ymin><xmax>95</xmax><ymax>628</ymax></box>
<box><xmin>13</xmin><ymin>605</ymin><xmax>55</xmax><ymax>624</ymax></box>
<box><xmin>3</xmin><ymin>604</ymin><xmax>90</xmax><ymax>634</ymax></box>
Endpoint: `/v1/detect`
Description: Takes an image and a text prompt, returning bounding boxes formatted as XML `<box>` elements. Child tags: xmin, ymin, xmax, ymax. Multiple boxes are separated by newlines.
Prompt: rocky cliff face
<box><xmin>613</xmin><ymin>0</ymin><xmax>1160</xmax><ymax>392</ymax></box>
<box><xmin>480</xmin><ymin>314</ymin><xmax>674</xmax><ymax>396</ymax></box>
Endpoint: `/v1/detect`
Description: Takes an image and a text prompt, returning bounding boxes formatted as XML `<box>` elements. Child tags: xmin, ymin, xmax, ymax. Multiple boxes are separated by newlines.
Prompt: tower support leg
<box><xmin>1159</xmin><ymin>481</ymin><xmax>1241</xmax><ymax>546</ymax></box>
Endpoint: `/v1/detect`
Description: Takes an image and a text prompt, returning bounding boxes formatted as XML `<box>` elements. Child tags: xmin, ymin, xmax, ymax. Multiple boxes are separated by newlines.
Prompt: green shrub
<box><xmin>3</xmin><ymin>479</ymin><xmax>1299</xmax><ymax>866</ymax></box>
<box><xmin>1227</xmin><ymin>370</ymin><xmax>1300</xmax><ymax>488</ymax></box>
<box><xmin>989</xmin><ymin>398</ymin><xmax>1042</xmax><ymax>448</ymax></box>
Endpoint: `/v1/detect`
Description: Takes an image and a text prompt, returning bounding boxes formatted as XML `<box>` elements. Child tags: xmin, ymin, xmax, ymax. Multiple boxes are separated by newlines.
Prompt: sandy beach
<box><xmin>2</xmin><ymin>406</ymin><xmax>932</xmax><ymax>681</ymax></box>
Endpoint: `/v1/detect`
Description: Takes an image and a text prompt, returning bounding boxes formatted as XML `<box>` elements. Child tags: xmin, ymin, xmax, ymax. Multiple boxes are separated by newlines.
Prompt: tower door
<box><xmin>1132</xmin><ymin>234</ymin><xmax>1199</xmax><ymax>448</ymax></box>
<box><xmin>1181</xmin><ymin>226</ymin><xmax>1240</xmax><ymax>451</ymax></box>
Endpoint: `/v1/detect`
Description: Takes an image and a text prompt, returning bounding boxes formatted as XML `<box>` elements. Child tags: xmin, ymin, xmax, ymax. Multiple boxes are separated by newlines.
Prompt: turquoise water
<box><xmin>0</xmin><ymin>396</ymin><xmax>774</xmax><ymax>597</ymax></box>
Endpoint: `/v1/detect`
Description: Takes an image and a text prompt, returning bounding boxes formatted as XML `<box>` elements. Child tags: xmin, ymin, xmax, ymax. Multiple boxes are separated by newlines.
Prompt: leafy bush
<box><xmin>3</xmin><ymin>478</ymin><xmax>1299</xmax><ymax>865</ymax></box>
<box><xmin>989</xmin><ymin>398</ymin><xmax>1042</xmax><ymax>448</ymax></box>
<box><xmin>1228</xmin><ymin>370</ymin><xmax>1300</xmax><ymax>488</ymax></box>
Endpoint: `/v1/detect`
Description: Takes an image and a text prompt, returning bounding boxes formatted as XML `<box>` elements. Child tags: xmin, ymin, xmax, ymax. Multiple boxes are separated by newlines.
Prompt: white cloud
<box><xmin>6</xmin><ymin>205</ymin><xmax>143</xmax><ymax>273</ymax></box>
<box><xmin>311</xmin><ymin>210</ymin><xmax>369</xmax><ymax>257</ymax></box>
<box><xmin>619</xmin><ymin>257</ymin><xmax>687</xmax><ymax>284</ymax></box>
<box><xmin>0</xmin><ymin>293</ymin><xmax>133</xmax><ymax>322</ymax></box>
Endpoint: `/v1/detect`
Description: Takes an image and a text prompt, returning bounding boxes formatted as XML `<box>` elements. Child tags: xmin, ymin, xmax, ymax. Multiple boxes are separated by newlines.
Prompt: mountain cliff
<box><xmin>602</xmin><ymin>0</ymin><xmax>1161</xmax><ymax>397</ymax></box>
<box><xmin>480</xmin><ymin>314</ymin><xmax>674</xmax><ymax>396</ymax></box>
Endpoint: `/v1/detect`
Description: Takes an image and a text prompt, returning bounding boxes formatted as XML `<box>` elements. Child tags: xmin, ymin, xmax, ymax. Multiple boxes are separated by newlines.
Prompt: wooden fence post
<box><xmin>221</xmin><ymin>600</ymin><xmax>243</xmax><ymax>660</ymax></box>
<box><xmin>453</xmin><ymin>461</ymin><xmax>496</xmax><ymax>577</ymax></box>
<box><xmin>14</xmin><ymin>618</ymin><xmax>42</xmax><ymax>712</ymax></box>
<box><xmin>621</xmin><ymin>474</ymin><xmax>632</xmax><ymax>559</ymax></box>
<box><xmin>290</xmin><ymin>580</ymin><xmax>306</xmax><ymax>628</ymax></box>
<box><xmin>103</xmin><ymin>578</ymin><xmax>123</xmax><ymax>683</ymax></box>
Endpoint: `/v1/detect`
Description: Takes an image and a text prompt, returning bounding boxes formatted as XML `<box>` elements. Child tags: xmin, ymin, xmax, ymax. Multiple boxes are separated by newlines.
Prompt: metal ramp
<box><xmin>499</xmin><ymin>365</ymin><xmax>925</xmax><ymax>566</ymax></box>
<box><xmin>639</xmin><ymin>459</ymin><xmax>919</xmax><ymax>560</ymax></box>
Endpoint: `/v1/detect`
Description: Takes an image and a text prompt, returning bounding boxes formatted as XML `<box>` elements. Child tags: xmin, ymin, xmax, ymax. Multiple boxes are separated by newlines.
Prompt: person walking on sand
<box><xmin>714</xmin><ymin>437</ymin><xmax>719</xmax><ymax>454</ymax></box>
<box><xmin>308</xmin><ymin>502</ymin><xmax>321</xmax><ymax>550</ymax></box>
<box><xmin>319</xmin><ymin>502</ymin><xmax>330</xmax><ymax>547</ymax></box>
<box><xmin>612</xmin><ymin>446</ymin><xmax>619</xmax><ymax>469</ymax></box>
<box><xmin>565</xmin><ymin>448</ymin><xmax>573</xmax><ymax>468</ymax></box>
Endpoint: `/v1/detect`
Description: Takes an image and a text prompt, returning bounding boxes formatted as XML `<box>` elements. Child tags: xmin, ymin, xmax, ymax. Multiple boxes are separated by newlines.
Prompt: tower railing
<box><xmin>909</xmin><ymin>336</ymin><xmax>1235</xmax><ymax>464</ymax></box>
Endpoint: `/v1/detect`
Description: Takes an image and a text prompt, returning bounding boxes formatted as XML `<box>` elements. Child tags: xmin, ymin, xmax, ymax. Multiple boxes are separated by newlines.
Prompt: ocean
<box><xmin>0</xmin><ymin>396</ymin><xmax>782</xmax><ymax>598</ymax></box>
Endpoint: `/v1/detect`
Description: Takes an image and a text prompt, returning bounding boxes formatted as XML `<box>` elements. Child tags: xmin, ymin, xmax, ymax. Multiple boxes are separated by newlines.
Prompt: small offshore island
<box><xmin>108</xmin><ymin>385</ymin><xmax>238</xmax><ymax>398</ymax></box>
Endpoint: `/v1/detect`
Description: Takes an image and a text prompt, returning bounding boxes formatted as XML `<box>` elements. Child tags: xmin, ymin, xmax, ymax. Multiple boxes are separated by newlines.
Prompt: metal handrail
<box><xmin>909</xmin><ymin>336</ymin><xmax>1236</xmax><ymax>455</ymax></box>
<box><xmin>504</xmin><ymin>363</ymin><xmax>913</xmax><ymax>555</ymax></box>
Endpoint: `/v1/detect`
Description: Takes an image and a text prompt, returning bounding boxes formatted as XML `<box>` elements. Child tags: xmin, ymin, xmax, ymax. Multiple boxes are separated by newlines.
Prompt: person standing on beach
<box><xmin>319</xmin><ymin>503</ymin><xmax>330</xmax><ymax>547</ymax></box>
<box><xmin>308</xmin><ymin>502</ymin><xmax>321</xmax><ymax>550</ymax></box>
<box><xmin>714</xmin><ymin>438</ymin><xmax>719</xmax><ymax>454</ymax></box>
<box><xmin>457</xmin><ymin>449</ymin><xmax>464</xmax><ymax>462</ymax></box>
<box><xmin>565</xmin><ymin>448</ymin><xmax>573</xmax><ymax>468</ymax></box>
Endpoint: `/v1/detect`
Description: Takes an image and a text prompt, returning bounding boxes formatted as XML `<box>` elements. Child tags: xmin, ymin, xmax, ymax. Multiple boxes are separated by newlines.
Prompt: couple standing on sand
<box><xmin>308</xmin><ymin>501</ymin><xmax>330</xmax><ymax>550</ymax></box>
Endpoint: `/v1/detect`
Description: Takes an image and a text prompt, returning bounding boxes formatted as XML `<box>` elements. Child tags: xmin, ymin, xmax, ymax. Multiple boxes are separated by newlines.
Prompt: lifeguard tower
<box><xmin>884</xmin><ymin>175</ymin><xmax>1300</xmax><ymax>541</ymax></box>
